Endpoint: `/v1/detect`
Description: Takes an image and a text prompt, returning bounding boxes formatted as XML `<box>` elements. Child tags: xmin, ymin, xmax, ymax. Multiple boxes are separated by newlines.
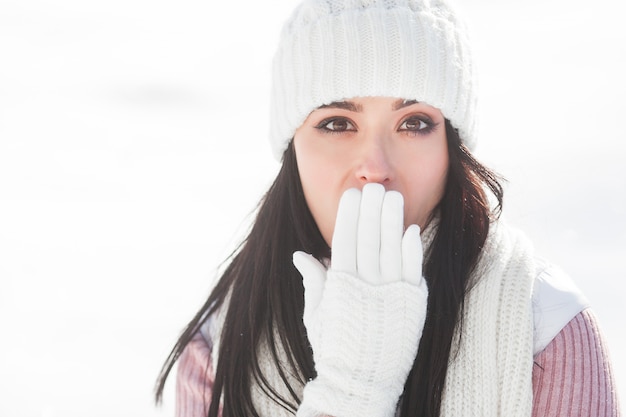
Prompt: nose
<box><xmin>354</xmin><ymin>139</ymin><xmax>393</xmax><ymax>185</ymax></box>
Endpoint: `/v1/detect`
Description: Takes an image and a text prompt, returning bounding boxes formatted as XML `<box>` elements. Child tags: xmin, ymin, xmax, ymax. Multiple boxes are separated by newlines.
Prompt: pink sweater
<box><xmin>175</xmin><ymin>309</ymin><xmax>620</xmax><ymax>416</ymax></box>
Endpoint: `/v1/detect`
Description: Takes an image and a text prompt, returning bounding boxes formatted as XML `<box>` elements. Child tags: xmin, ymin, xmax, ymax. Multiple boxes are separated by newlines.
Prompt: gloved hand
<box><xmin>293</xmin><ymin>183</ymin><xmax>428</xmax><ymax>417</ymax></box>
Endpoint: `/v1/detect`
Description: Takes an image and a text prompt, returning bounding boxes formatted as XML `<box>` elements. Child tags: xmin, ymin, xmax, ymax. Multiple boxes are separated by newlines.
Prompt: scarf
<box><xmin>439</xmin><ymin>220</ymin><xmax>535</xmax><ymax>416</ymax></box>
<box><xmin>208</xmin><ymin>219</ymin><xmax>536</xmax><ymax>416</ymax></box>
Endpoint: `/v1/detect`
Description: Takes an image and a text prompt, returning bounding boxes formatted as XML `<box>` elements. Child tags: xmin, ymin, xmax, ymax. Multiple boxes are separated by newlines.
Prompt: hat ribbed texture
<box><xmin>269</xmin><ymin>0</ymin><xmax>477</xmax><ymax>160</ymax></box>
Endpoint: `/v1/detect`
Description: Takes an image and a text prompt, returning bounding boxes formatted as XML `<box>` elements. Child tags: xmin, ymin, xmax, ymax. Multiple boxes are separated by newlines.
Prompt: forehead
<box><xmin>316</xmin><ymin>97</ymin><xmax>422</xmax><ymax>112</ymax></box>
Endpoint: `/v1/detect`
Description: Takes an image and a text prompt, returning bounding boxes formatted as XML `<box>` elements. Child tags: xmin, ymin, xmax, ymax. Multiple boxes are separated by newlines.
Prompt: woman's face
<box><xmin>294</xmin><ymin>96</ymin><xmax>449</xmax><ymax>246</ymax></box>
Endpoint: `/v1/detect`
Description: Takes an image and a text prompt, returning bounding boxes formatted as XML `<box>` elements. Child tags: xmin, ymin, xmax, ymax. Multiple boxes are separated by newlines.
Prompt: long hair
<box><xmin>155</xmin><ymin>120</ymin><xmax>504</xmax><ymax>417</ymax></box>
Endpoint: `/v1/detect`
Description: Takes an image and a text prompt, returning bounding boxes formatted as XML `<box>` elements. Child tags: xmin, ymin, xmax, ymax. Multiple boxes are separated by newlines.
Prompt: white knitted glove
<box><xmin>293</xmin><ymin>183</ymin><xmax>428</xmax><ymax>417</ymax></box>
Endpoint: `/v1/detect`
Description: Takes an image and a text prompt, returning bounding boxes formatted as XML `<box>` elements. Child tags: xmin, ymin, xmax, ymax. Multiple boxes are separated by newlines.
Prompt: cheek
<box><xmin>301</xmin><ymin>173</ymin><xmax>336</xmax><ymax>244</ymax></box>
<box><xmin>403</xmin><ymin>152</ymin><xmax>449</xmax><ymax>228</ymax></box>
<box><xmin>294</xmin><ymin>138</ymin><xmax>340</xmax><ymax>246</ymax></box>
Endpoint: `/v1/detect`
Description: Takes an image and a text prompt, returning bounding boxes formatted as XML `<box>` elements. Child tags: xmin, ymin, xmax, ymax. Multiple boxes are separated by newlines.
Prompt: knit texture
<box><xmin>532</xmin><ymin>309</ymin><xmax>621</xmax><ymax>417</ymax></box>
<box><xmin>439</xmin><ymin>220</ymin><xmax>535</xmax><ymax>416</ymax></box>
<box><xmin>269</xmin><ymin>0</ymin><xmax>478</xmax><ymax>160</ymax></box>
<box><xmin>197</xmin><ymin>220</ymin><xmax>536</xmax><ymax>416</ymax></box>
<box><xmin>297</xmin><ymin>272</ymin><xmax>427</xmax><ymax>417</ymax></box>
<box><xmin>176</xmin><ymin>310</ymin><xmax>621</xmax><ymax>417</ymax></box>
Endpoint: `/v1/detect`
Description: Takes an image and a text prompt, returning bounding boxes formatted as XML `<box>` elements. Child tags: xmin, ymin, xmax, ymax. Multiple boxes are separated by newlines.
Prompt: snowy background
<box><xmin>0</xmin><ymin>0</ymin><xmax>624</xmax><ymax>415</ymax></box>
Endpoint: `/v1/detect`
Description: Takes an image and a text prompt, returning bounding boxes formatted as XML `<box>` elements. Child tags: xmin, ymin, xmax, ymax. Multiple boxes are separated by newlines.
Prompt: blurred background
<box><xmin>0</xmin><ymin>0</ymin><xmax>624</xmax><ymax>415</ymax></box>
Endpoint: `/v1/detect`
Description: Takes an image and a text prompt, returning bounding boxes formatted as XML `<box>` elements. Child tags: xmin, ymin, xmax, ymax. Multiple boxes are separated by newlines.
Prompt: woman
<box><xmin>155</xmin><ymin>0</ymin><xmax>620</xmax><ymax>416</ymax></box>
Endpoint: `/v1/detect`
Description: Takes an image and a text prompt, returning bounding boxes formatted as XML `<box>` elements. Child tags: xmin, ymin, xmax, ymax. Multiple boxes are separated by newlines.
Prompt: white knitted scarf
<box><xmin>438</xmin><ymin>220</ymin><xmax>535</xmax><ymax>417</ymax></box>
<box><xmin>209</xmin><ymin>220</ymin><xmax>535</xmax><ymax>416</ymax></box>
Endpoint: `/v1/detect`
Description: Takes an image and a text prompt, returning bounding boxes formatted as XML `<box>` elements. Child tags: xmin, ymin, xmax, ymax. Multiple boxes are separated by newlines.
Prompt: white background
<box><xmin>0</xmin><ymin>0</ymin><xmax>624</xmax><ymax>416</ymax></box>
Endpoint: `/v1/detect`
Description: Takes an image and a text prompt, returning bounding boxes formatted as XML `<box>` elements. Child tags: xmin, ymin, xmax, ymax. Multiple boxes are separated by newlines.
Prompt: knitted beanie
<box><xmin>269</xmin><ymin>0</ymin><xmax>478</xmax><ymax>160</ymax></box>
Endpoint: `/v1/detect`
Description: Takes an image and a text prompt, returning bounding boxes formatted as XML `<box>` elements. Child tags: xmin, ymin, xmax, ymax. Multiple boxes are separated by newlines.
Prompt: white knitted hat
<box><xmin>269</xmin><ymin>0</ymin><xmax>478</xmax><ymax>160</ymax></box>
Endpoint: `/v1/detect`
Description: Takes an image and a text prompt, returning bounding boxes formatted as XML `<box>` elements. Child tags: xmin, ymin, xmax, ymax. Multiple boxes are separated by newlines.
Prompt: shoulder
<box><xmin>531</xmin><ymin>258</ymin><xmax>590</xmax><ymax>355</ymax></box>
<box><xmin>532</xmin><ymin>309</ymin><xmax>621</xmax><ymax>416</ymax></box>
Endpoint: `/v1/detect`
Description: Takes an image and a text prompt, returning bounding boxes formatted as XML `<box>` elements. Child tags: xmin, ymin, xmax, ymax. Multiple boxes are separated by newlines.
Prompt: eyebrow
<box><xmin>392</xmin><ymin>99</ymin><xmax>419</xmax><ymax>110</ymax></box>
<box><xmin>318</xmin><ymin>101</ymin><xmax>363</xmax><ymax>112</ymax></box>
<box><xmin>317</xmin><ymin>99</ymin><xmax>420</xmax><ymax>112</ymax></box>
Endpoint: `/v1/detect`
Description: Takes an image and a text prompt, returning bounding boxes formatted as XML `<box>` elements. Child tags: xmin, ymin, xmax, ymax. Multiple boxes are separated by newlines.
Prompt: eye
<box><xmin>398</xmin><ymin>116</ymin><xmax>435</xmax><ymax>134</ymax></box>
<box><xmin>315</xmin><ymin>117</ymin><xmax>356</xmax><ymax>133</ymax></box>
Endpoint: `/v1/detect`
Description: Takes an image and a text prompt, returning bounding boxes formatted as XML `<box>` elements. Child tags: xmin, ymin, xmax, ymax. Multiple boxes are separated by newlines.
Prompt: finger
<box><xmin>379</xmin><ymin>191</ymin><xmax>404</xmax><ymax>284</ymax></box>
<box><xmin>357</xmin><ymin>183</ymin><xmax>385</xmax><ymax>284</ymax></box>
<box><xmin>401</xmin><ymin>224</ymin><xmax>423</xmax><ymax>286</ymax></box>
<box><xmin>293</xmin><ymin>251</ymin><xmax>327</xmax><ymax>323</ymax></box>
<box><xmin>331</xmin><ymin>188</ymin><xmax>361</xmax><ymax>274</ymax></box>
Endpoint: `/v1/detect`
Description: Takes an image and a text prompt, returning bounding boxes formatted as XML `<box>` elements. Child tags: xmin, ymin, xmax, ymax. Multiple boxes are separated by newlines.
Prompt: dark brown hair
<box><xmin>155</xmin><ymin>120</ymin><xmax>503</xmax><ymax>417</ymax></box>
